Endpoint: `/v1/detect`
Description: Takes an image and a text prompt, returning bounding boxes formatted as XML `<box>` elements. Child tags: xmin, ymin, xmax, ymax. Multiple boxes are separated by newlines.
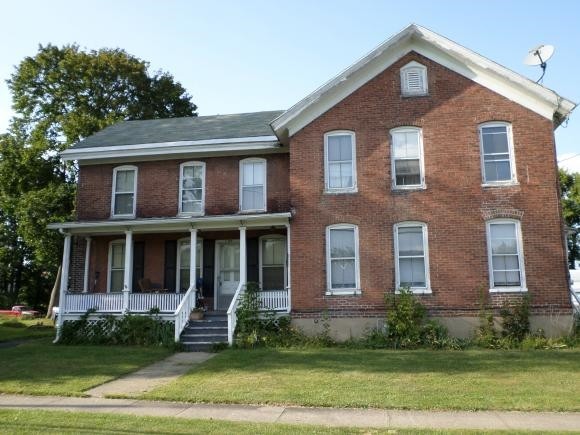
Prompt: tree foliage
<box><xmin>0</xmin><ymin>43</ymin><xmax>197</xmax><ymax>308</ymax></box>
<box><xmin>559</xmin><ymin>168</ymin><xmax>580</xmax><ymax>268</ymax></box>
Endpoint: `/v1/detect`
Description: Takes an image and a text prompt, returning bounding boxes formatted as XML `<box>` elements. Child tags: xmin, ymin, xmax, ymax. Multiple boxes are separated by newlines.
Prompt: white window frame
<box><xmin>479</xmin><ymin>122</ymin><xmax>518</xmax><ymax>186</ymax></box>
<box><xmin>393</xmin><ymin>222</ymin><xmax>431</xmax><ymax>294</ymax></box>
<box><xmin>111</xmin><ymin>165</ymin><xmax>138</xmax><ymax>218</ymax></box>
<box><xmin>325</xmin><ymin>224</ymin><xmax>361</xmax><ymax>295</ymax></box>
<box><xmin>107</xmin><ymin>239</ymin><xmax>126</xmax><ymax>293</ymax></box>
<box><xmin>400</xmin><ymin>61</ymin><xmax>428</xmax><ymax>96</ymax></box>
<box><xmin>258</xmin><ymin>235</ymin><xmax>287</xmax><ymax>290</ymax></box>
<box><xmin>176</xmin><ymin>237</ymin><xmax>204</xmax><ymax>293</ymax></box>
<box><xmin>178</xmin><ymin>161</ymin><xmax>206</xmax><ymax>216</ymax></box>
<box><xmin>485</xmin><ymin>219</ymin><xmax>527</xmax><ymax>293</ymax></box>
<box><xmin>239</xmin><ymin>157</ymin><xmax>267</xmax><ymax>213</ymax></box>
<box><xmin>390</xmin><ymin>127</ymin><xmax>426</xmax><ymax>190</ymax></box>
<box><xmin>323</xmin><ymin>131</ymin><xmax>358</xmax><ymax>194</ymax></box>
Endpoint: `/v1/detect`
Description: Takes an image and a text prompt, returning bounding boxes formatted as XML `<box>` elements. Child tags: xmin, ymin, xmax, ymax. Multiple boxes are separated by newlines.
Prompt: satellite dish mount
<box><xmin>524</xmin><ymin>44</ymin><xmax>555</xmax><ymax>83</ymax></box>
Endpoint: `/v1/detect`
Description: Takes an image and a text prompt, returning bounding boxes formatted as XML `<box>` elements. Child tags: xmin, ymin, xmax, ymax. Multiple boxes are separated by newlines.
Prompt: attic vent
<box><xmin>400</xmin><ymin>61</ymin><xmax>428</xmax><ymax>96</ymax></box>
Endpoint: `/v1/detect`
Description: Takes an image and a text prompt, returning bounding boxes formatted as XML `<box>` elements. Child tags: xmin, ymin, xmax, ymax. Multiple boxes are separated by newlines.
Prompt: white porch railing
<box><xmin>227</xmin><ymin>282</ymin><xmax>245</xmax><ymax>345</ymax></box>
<box><xmin>173</xmin><ymin>285</ymin><xmax>197</xmax><ymax>342</ymax></box>
<box><xmin>258</xmin><ymin>288</ymin><xmax>290</xmax><ymax>312</ymax></box>
<box><xmin>63</xmin><ymin>292</ymin><xmax>185</xmax><ymax>313</ymax></box>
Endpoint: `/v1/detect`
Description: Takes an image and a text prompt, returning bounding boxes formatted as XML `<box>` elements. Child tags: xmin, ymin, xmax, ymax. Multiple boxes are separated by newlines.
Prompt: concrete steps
<box><xmin>180</xmin><ymin>312</ymin><xmax>228</xmax><ymax>352</ymax></box>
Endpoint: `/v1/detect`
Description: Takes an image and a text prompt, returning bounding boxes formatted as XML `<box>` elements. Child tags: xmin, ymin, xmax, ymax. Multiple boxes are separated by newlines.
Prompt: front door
<box><xmin>215</xmin><ymin>240</ymin><xmax>240</xmax><ymax>311</ymax></box>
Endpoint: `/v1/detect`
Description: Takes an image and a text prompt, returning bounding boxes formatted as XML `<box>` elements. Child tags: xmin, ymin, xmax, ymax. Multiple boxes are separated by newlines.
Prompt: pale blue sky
<box><xmin>1</xmin><ymin>0</ymin><xmax>578</xmax><ymax>170</ymax></box>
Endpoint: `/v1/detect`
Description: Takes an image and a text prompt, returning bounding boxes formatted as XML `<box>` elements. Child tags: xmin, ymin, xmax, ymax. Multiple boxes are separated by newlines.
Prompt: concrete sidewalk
<box><xmin>86</xmin><ymin>352</ymin><xmax>215</xmax><ymax>398</ymax></box>
<box><xmin>0</xmin><ymin>394</ymin><xmax>578</xmax><ymax>431</ymax></box>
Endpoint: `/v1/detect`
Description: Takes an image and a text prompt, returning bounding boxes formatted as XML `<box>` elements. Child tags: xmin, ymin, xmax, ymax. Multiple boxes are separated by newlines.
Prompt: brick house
<box><xmin>50</xmin><ymin>24</ymin><xmax>576</xmax><ymax>346</ymax></box>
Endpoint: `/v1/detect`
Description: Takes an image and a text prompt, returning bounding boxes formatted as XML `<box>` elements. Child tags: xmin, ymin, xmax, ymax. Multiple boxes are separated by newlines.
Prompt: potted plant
<box><xmin>189</xmin><ymin>307</ymin><xmax>204</xmax><ymax>321</ymax></box>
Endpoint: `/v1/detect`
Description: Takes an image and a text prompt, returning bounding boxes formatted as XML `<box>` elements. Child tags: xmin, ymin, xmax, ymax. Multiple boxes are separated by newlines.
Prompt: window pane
<box><xmin>482</xmin><ymin>128</ymin><xmax>509</xmax><ymax>154</ymax></box>
<box><xmin>395</xmin><ymin>159</ymin><xmax>421</xmax><ymax>186</ymax></box>
<box><xmin>491</xmin><ymin>238</ymin><xmax>517</xmax><ymax>255</ymax></box>
<box><xmin>179</xmin><ymin>268</ymin><xmax>190</xmax><ymax>292</ymax></box>
<box><xmin>182</xmin><ymin>200</ymin><xmax>201</xmax><ymax>213</ymax></box>
<box><xmin>493</xmin><ymin>270</ymin><xmax>521</xmax><ymax>286</ymax></box>
<box><xmin>331</xmin><ymin>259</ymin><xmax>356</xmax><ymax>288</ymax></box>
<box><xmin>242</xmin><ymin>163</ymin><xmax>254</xmax><ymax>185</ymax></box>
<box><xmin>398</xmin><ymin>227</ymin><xmax>424</xmax><ymax>256</ymax></box>
<box><xmin>115</xmin><ymin>170</ymin><xmax>134</xmax><ymax>193</ymax></box>
<box><xmin>263</xmin><ymin>267</ymin><xmax>284</xmax><ymax>290</ymax></box>
<box><xmin>393</xmin><ymin>132</ymin><xmax>419</xmax><ymax>158</ymax></box>
<box><xmin>490</xmin><ymin>223</ymin><xmax>516</xmax><ymax>239</ymax></box>
<box><xmin>110</xmin><ymin>270</ymin><xmax>124</xmax><ymax>292</ymax></box>
<box><xmin>330</xmin><ymin>229</ymin><xmax>355</xmax><ymax>258</ymax></box>
<box><xmin>328</xmin><ymin>135</ymin><xmax>352</xmax><ymax>161</ymax></box>
<box><xmin>111</xmin><ymin>244</ymin><xmax>125</xmax><ymax>268</ymax></box>
<box><xmin>180</xmin><ymin>245</ymin><xmax>190</xmax><ymax>268</ymax></box>
<box><xmin>242</xmin><ymin>186</ymin><xmax>264</xmax><ymax>210</ymax></box>
<box><xmin>492</xmin><ymin>254</ymin><xmax>519</xmax><ymax>271</ymax></box>
<box><xmin>263</xmin><ymin>239</ymin><xmax>285</xmax><ymax>266</ymax></box>
<box><xmin>484</xmin><ymin>161</ymin><xmax>511</xmax><ymax>182</ymax></box>
<box><xmin>114</xmin><ymin>193</ymin><xmax>134</xmax><ymax>215</ymax></box>
<box><xmin>399</xmin><ymin>257</ymin><xmax>426</xmax><ymax>287</ymax></box>
<box><xmin>328</xmin><ymin>163</ymin><xmax>342</xmax><ymax>188</ymax></box>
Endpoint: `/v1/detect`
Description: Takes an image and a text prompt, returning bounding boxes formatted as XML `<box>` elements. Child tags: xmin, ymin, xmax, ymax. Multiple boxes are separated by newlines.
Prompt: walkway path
<box><xmin>0</xmin><ymin>394</ymin><xmax>578</xmax><ymax>431</ymax></box>
<box><xmin>86</xmin><ymin>352</ymin><xmax>215</xmax><ymax>398</ymax></box>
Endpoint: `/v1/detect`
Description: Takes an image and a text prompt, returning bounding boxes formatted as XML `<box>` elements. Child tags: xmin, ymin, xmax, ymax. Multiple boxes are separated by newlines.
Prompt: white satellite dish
<box><xmin>524</xmin><ymin>44</ymin><xmax>555</xmax><ymax>83</ymax></box>
<box><xmin>524</xmin><ymin>44</ymin><xmax>555</xmax><ymax>66</ymax></box>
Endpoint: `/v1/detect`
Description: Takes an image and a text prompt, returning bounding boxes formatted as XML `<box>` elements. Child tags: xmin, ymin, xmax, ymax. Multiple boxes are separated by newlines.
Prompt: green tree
<box><xmin>0</xmin><ymin>44</ymin><xmax>197</xmax><ymax>307</ymax></box>
<box><xmin>559</xmin><ymin>168</ymin><xmax>580</xmax><ymax>268</ymax></box>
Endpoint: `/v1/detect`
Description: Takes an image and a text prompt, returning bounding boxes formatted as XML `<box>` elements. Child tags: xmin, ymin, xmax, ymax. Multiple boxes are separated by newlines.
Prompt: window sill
<box><xmin>481</xmin><ymin>182</ymin><xmax>519</xmax><ymax>188</ymax></box>
<box><xmin>110</xmin><ymin>214</ymin><xmax>136</xmax><ymax>220</ymax></box>
<box><xmin>392</xmin><ymin>185</ymin><xmax>426</xmax><ymax>192</ymax></box>
<box><xmin>178</xmin><ymin>212</ymin><xmax>205</xmax><ymax>218</ymax></box>
<box><xmin>325</xmin><ymin>289</ymin><xmax>361</xmax><ymax>296</ymax></box>
<box><xmin>324</xmin><ymin>188</ymin><xmax>358</xmax><ymax>195</ymax></box>
<box><xmin>489</xmin><ymin>287</ymin><xmax>528</xmax><ymax>293</ymax></box>
<box><xmin>396</xmin><ymin>288</ymin><xmax>432</xmax><ymax>295</ymax></box>
<box><xmin>239</xmin><ymin>209</ymin><xmax>267</xmax><ymax>214</ymax></box>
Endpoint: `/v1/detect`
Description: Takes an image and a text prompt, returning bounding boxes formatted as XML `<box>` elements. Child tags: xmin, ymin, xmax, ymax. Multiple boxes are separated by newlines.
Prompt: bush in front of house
<box><xmin>59</xmin><ymin>308</ymin><xmax>175</xmax><ymax>348</ymax></box>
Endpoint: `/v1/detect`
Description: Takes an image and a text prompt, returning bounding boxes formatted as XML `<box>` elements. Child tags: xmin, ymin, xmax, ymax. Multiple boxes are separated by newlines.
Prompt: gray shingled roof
<box><xmin>72</xmin><ymin>110</ymin><xmax>284</xmax><ymax>149</ymax></box>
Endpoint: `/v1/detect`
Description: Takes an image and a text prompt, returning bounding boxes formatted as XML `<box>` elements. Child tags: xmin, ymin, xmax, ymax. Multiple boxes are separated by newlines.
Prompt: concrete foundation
<box><xmin>292</xmin><ymin>314</ymin><xmax>575</xmax><ymax>341</ymax></box>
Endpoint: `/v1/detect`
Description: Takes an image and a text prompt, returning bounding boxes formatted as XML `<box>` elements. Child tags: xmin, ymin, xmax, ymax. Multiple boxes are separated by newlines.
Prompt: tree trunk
<box><xmin>46</xmin><ymin>266</ymin><xmax>61</xmax><ymax>319</ymax></box>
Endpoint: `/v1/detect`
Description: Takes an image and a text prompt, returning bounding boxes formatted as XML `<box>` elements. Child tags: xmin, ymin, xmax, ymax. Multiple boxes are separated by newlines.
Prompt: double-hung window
<box><xmin>112</xmin><ymin>166</ymin><xmax>137</xmax><ymax>217</ymax></box>
<box><xmin>240</xmin><ymin>158</ymin><xmax>266</xmax><ymax>212</ymax></box>
<box><xmin>324</xmin><ymin>131</ymin><xmax>357</xmax><ymax>193</ymax></box>
<box><xmin>486</xmin><ymin>219</ymin><xmax>526</xmax><ymax>292</ymax></box>
<box><xmin>391</xmin><ymin>127</ymin><xmax>425</xmax><ymax>189</ymax></box>
<box><xmin>108</xmin><ymin>241</ymin><xmax>125</xmax><ymax>292</ymax></box>
<box><xmin>326</xmin><ymin>224</ymin><xmax>360</xmax><ymax>294</ymax></box>
<box><xmin>479</xmin><ymin>123</ymin><xmax>517</xmax><ymax>185</ymax></box>
<box><xmin>179</xmin><ymin>162</ymin><xmax>205</xmax><ymax>215</ymax></box>
<box><xmin>260</xmin><ymin>236</ymin><xmax>286</xmax><ymax>290</ymax></box>
<box><xmin>177</xmin><ymin>239</ymin><xmax>203</xmax><ymax>293</ymax></box>
<box><xmin>394</xmin><ymin>222</ymin><xmax>430</xmax><ymax>293</ymax></box>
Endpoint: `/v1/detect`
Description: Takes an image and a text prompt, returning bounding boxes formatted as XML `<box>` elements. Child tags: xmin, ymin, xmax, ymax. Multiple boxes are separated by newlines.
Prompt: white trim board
<box><xmin>271</xmin><ymin>24</ymin><xmax>576</xmax><ymax>140</ymax></box>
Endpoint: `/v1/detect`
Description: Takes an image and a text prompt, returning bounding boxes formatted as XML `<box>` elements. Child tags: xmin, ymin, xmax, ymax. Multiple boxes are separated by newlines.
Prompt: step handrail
<box><xmin>174</xmin><ymin>284</ymin><xmax>197</xmax><ymax>342</ymax></box>
<box><xmin>571</xmin><ymin>287</ymin><xmax>580</xmax><ymax>315</ymax></box>
<box><xmin>227</xmin><ymin>281</ymin><xmax>244</xmax><ymax>345</ymax></box>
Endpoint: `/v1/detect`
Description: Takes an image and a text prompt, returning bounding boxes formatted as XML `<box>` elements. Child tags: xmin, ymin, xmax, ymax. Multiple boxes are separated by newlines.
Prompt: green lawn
<box><xmin>0</xmin><ymin>338</ymin><xmax>172</xmax><ymax>396</ymax></box>
<box><xmin>0</xmin><ymin>316</ymin><xmax>55</xmax><ymax>342</ymax></box>
<box><xmin>0</xmin><ymin>409</ymin><xmax>546</xmax><ymax>434</ymax></box>
<box><xmin>142</xmin><ymin>348</ymin><xmax>580</xmax><ymax>412</ymax></box>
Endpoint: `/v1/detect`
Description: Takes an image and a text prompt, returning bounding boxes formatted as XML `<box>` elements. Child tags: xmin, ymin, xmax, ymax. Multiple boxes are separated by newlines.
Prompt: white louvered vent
<box><xmin>401</xmin><ymin>62</ymin><xmax>428</xmax><ymax>96</ymax></box>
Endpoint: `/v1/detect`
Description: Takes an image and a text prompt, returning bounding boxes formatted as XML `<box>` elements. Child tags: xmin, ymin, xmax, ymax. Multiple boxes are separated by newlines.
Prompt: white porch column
<box><xmin>285</xmin><ymin>223</ymin><xmax>291</xmax><ymax>313</ymax></box>
<box><xmin>189</xmin><ymin>228</ymin><xmax>198</xmax><ymax>291</ymax></box>
<box><xmin>239</xmin><ymin>226</ymin><xmax>247</xmax><ymax>286</ymax></box>
<box><xmin>82</xmin><ymin>237</ymin><xmax>91</xmax><ymax>293</ymax></box>
<box><xmin>58</xmin><ymin>232</ymin><xmax>71</xmax><ymax>329</ymax></box>
<box><xmin>123</xmin><ymin>230</ymin><xmax>133</xmax><ymax>292</ymax></box>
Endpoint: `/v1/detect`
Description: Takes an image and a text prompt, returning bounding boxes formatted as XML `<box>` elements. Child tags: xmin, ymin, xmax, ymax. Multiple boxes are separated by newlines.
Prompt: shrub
<box><xmin>500</xmin><ymin>295</ymin><xmax>530</xmax><ymax>341</ymax></box>
<box><xmin>385</xmin><ymin>287</ymin><xmax>427</xmax><ymax>348</ymax></box>
<box><xmin>1</xmin><ymin>320</ymin><xmax>27</xmax><ymax>328</ymax></box>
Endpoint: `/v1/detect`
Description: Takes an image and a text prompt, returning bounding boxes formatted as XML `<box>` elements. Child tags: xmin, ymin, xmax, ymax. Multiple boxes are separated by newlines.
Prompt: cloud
<box><xmin>558</xmin><ymin>153</ymin><xmax>580</xmax><ymax>174</ymax></box>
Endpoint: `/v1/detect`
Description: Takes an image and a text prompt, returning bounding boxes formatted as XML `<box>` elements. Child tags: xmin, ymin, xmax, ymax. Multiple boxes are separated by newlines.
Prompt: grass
<box><xmin>142</xmin><ymin>347</ymin><xmax>580</xmax><ymax>412</ymax></box>
<box><xmin>0</xmin><ymin>338</ymin><xmax>172</xmax><ymax>396</ymax></box>
<box><xmin>0</xmin><ymin>409</ymin><xmax>551</xmax><ymax>434</ymax></box>
<box><xmin>0</xmin><ymin>316</ymin><xmax>55</xmax><ymax>342</ymax></box>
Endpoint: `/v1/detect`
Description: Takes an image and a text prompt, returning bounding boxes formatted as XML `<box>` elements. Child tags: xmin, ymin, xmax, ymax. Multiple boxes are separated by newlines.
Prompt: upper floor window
<box><xmin>390</xmin><ymin>127</ymin><xmax>425</xmax><ymax>189</ymax></box>
<box><xmin>394</xmin><ymin>222</ymin><xmax>430</xmax><ymax>294</ymax></box>
<box><xmin>112</xmin><ymin>166</ymin><xmax>137</xmax><ymax>218</ymax></box>
<box><xmin>326</xmin><ymin>224</ymin><xmax>360</xmax><ymax>295</ymax></box>
<box><xmin>240</xmin><ymin>158</ymin><xmax>266</xmax><ymax>212</ymax></box>
<box><xmin>400</xmin><ymin>61</ymin><xmax>428</xmax><ymax>96</ymax></box>
<box><xmin>179</xmin><ymin>162</ymin><xmax>205</xmax><ymax>215</ymax></box>
<box><xmin>479</xmin><ymin>122</ymin><xmax>517</xmax><ymax>185</ymax></box>
<box><xmin>486</xmin><ymin>219</ymin><xmax>526</xmax><ymax>292</ymax></box>
<box><xmin>324</xmin><ymin>131</ymin><xmax>357</xmax><ymax>193</ymax></box>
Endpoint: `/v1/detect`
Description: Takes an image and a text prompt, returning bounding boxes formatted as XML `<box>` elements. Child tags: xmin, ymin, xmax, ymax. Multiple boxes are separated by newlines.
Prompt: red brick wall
<box><xmin>289</xmin><ymin>51</ymin><xmax>570</xmax><ymax>317</ymax></box>
<box><xmin>77</xmin><ymin>154</ymin><xmax>290</xmax><ymax>220</ymax></box>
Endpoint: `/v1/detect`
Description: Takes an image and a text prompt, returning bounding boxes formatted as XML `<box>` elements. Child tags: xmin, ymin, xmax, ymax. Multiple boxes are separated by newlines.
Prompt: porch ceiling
<box><xmin>47</xmin><ymin>212</ymin><xmax>291</xmax><ymax>235</ymax></box>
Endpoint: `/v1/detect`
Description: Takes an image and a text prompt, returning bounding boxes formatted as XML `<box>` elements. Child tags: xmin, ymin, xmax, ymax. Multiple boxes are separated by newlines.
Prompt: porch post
<box><xmin>285</xmin><ymin>223</ymin><xmax>291</xmax><ymax>313</ymax></box>
<box><xmin>82</xmin><ymin>237</ymin><xmax>91</xmax><ymax>293</ymax></box>
<box><xmin>239</xmin><ymin>226</ymin><xmax>247</xmax><ymax>286</ymax></box>
<box><xmin>123</xmin><ymin>230</ymin><xmax>133</xmax><ymax>292</ymax></box>
<box><xmin>58</xmin><ymin>232</ymin><xmax>71</xmax><ymax>329</ymax></box>
<box><xmin>189</xmin><ymin>228</ymin><xmax>197</xmax><ymax>291</ymax></box>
